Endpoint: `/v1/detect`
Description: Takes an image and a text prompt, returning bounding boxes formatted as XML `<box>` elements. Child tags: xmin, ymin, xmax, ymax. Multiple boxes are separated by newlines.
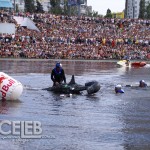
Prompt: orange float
<box><xmin>131</xmin><ymin>62</ymin><xmax>146</xmax><ymax>67</ymax></box>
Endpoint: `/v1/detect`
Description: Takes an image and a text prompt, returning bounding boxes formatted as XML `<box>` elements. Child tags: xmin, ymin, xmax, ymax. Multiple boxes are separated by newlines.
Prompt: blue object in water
<box><xmin>116</xmin><ymin>89</ymin><xmax>124</xmax><ymax>93</ymax></box>
<box><xmin>115</xmin><ymin>85</ymin><xmax>124</xmax><ymax>93</ymax></box>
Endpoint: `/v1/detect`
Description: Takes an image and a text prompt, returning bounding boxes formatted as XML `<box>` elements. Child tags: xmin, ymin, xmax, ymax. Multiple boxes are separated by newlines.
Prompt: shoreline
<box><xmin>0</xmin><ymin>58</ymin><xmax>118</xmax><ymax>62</ymax></box>
<box><xmin>0</xmin><ymin>58</ymin><xmax>149</xmax><ymax>63</ymax></box>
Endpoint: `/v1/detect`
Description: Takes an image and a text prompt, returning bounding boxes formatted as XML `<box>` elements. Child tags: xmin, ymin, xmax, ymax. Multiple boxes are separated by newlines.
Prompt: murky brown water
<box><xmin>0</xmin><ymin>59</ymin><xmax>150</xmax><ymax>150</ymax></box>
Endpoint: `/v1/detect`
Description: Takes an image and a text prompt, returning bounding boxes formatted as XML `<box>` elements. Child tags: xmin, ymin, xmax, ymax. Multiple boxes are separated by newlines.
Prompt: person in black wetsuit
<box><xmin>139</xmin><ymin>80</ymin><xmax>147</xmax><ymax>87</ymax></box>
<box><xmin>51</xmin><ymin>62</ymin><xmax>66</xmax><ymax>86</ymax></box>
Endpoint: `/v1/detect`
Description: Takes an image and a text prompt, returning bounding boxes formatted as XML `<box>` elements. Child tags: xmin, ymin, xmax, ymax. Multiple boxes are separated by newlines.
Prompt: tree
<box><xmin>63</xmin><ymin>0</ymin><xmax>70</xmax><ymax>15</ymax></box>
<box><xmin>36</xmin><ymin>0</ymin><xmax>44</xmax><ymax>13</ymax></box>
<box><xmin>24</xmin><ymin>0</ymin><xmax>35</xmax><ymax>13</ymax></box>
<box><xmin>146</xmin><ymin>2</ymin><xmax>150</xmax><ymax>19</ymax></box>
<box><xmin>50</xmin><ymin>0</ymin><xmax>63</xmax><ymax>14</ymax></box>
<box><xmin>105</xmin><ymin>8</ymin><xmax>112</xmax><ymax>18</ymax></box>
<box><xmin>139</xmin><ymin>0</ymin><xmax>145</xmax><ymax>19</ymax></box>
<box><xmin>92</xmin><ymin>11</ymin><xmax>98</xmax><ymax>17</ymax></box>
<box><xmin>50</xmin><ymin>0</ymin><xmax>58</xmax><ymax>8</ymax></box>
<box><xmin>15</xmin><ymin>4</ymin><xmax>19</xmax><ymax>12</ymax></box>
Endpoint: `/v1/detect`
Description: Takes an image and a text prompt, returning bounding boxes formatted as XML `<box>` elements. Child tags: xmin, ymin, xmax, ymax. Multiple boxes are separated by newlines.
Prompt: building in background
<box><xmin>38</xmin><ymin>0</ymin><xmax>50</xmax><ymax>12</ymax></box>
<box><xmin>68</xmin><ymin>0</ymin><xmax>89</xmax><ymax>15</ymax></box>
<box><xmin>10</xmin><ymin>0</ymin><xmax>92</xmax><ymax>15</ymax></box>
<box><xmin>125</xmin><ymin>0</ymin><xmax>150</xmax><ymax>18</ymax></box>
<box><xmin>10</xmin><ymin>0</ymin><xmax>24</xmax><ymax>11</ymax></box>
<box><xmin>86</xmin><ymin>5</ymin><xmax>92</xmax><ymax>14</ymax></box>
<box><xmin>80</xmin><ymin>0</ymin><xmax>88</xmax><ymax>15</ymax></box>
<box><xmin>125</xmin><ymin>0</ymin><xmax>140</xmax><ymax>18</ymax></box>
<box><xmin>11</xmin><ymin>0</ymin><xmax>50</xmax><ymax>12</ymax></box>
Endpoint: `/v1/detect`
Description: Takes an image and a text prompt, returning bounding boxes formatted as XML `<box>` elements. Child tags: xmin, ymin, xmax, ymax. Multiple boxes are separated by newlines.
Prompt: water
<box><xmin>0</xmin><ymin>59</ymin><xmax>150</xmax><ymax>150</ymax></box>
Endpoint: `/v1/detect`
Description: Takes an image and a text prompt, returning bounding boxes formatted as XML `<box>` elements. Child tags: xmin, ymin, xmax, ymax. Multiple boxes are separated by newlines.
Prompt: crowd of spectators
<box><xmin>0</xmin><ymin>10</ymin><xmax>150</xmax><ymax>60</ymax></box>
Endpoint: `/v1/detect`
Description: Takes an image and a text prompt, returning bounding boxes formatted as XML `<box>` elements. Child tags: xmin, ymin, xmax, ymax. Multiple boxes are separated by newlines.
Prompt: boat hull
<box><xmin>117</xmin><ymin>60</ymin><xmax>146</xmax><ymax>67</ymax></box>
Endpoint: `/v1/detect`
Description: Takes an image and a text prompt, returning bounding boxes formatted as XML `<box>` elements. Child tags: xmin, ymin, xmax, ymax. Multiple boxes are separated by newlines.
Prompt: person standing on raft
<box><xmin>51</xmin><ymin>62</ymin><xmax>66</xmax><ymax>86</ymax></box>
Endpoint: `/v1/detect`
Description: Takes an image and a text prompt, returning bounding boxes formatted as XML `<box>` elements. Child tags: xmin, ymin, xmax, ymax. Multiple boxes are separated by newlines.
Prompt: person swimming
<box><xmin>139</xmin><ymin>80</ymin><xmax>147</xmax><ymax>87</ymax></box>
<box><xmin>115</xmin><ymin>84</ymin><xmax>124</xmax><ymax>93</ymax></box>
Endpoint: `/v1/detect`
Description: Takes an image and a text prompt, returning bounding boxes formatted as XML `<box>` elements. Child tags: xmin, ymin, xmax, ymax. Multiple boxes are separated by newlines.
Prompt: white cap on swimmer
<box><xmin>115</xmin><ymin>84</ymin><xmax>124</xmax><ymax>93</ymax></box>
<box><xmin>140</xmin><ymin>80</ymin><xmax>145</xmax><ymax>83</ymax></box>
<box><xmin>115</xmin><ymin>84</ymin><xmax>122</xmax><ymax>88</ymax></box>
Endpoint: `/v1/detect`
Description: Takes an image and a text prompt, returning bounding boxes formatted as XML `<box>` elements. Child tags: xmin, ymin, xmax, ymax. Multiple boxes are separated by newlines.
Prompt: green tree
<box><xmin>146</xmin><ymin>3</ymin><xmax>150</xmax><ymax>19</ymax></box>
<box><xmin>50</xmin><ymin>0</ymin><xmax>63</xmax><ymax>14</ymax></box>
<box><xmin>50</xmin><ymin>0</ymin><xmax>58</xmax><ymax>7</ymax></box>
<box><xmin>24</xmin><ymin>0</ymin><xmax>35</xmax><ymax>13</ymax></box>
<box><xmin>36</xmin><ymin>0</ymin><xmax>44</xmax><ymax>13</ymax></box>
<box><xmin>63</xmin><ymin>0</ymin><xmax>69</xmax><ymax>15</ymax></box>
<box><xmin>92</xmin><ymin>11</ymin><xmax>98</xmax><ymax>17</ymax></box>
<box><xmin>15</xmin><ymin>4</ymin><xmax>19</xmax><ymax>12</ymax></box>
<box><xmin>105</xmin><ymin>8</ymin><xmax>112</xmax><ymax>18</ymax></box>
<box><xmin>139</xmin><ymin>0</ymin><xmax>145</xmax><ymax>19</ymax></box>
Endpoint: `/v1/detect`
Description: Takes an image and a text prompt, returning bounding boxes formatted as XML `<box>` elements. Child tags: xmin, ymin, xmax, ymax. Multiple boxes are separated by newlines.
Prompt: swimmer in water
<box><xmin>115</xmin><ymin>84</ymin><xmax>124</xmax><ymax>93</ymax></box>
<box><xmin>139</xmin><ymin>80</ymin><xmax>147</xmax><ymax>87</ymax></box>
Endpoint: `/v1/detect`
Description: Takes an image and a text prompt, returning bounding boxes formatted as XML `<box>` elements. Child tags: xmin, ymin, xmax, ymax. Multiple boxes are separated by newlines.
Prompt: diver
<box><xmin>51</xmin><ymin>62</ymin><xmax>66</xmax><ymax>86</ymax></box>
<box><xmin>139</xmin><ymin>80</ymin><xmax>147</xmax><ymax>87</ymax></box>
<box><xmin>115</xmin><ymin>84</ymin><xmax>124</xmax><ymax>93</ymax></box>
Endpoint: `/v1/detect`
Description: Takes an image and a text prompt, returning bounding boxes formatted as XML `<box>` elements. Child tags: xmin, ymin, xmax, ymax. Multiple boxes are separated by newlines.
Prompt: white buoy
<box><xmin>0</xmin><ymin>72</ymin><xmax>23</xmax><ymax>101</ymax></box>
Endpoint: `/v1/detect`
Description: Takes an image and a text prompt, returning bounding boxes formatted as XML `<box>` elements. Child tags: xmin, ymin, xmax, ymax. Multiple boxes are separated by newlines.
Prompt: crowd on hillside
<box><xmin>0</xmin><ymin>10</ymin><xmax>150</xmax><ymax>60</ymax></box>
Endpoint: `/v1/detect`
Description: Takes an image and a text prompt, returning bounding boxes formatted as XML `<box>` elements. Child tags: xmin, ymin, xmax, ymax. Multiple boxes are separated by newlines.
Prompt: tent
<box><xmin>0</xmin><ymin>23</ymin><xmax>15</xmax><ymax>34</ymax></box>
<box><xmin>0</xmin><ymin>0</ymin><xmax>13</xmax><ymax>8</ymax></box>
<box><xmin>13</xmin><ymin>16</ymin><xmax>40</xmax><ymax>32</ymax></box>
<box><xmin>13</xmin><ymin>16</ymin><xmax>24</xmax><ymax>24</ymax></box>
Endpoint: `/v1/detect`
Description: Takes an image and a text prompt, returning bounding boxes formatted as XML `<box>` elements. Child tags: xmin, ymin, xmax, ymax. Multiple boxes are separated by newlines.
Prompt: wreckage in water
<box><xmin>43</xmin><ymin>75</ymin><xmax>100</xmax><ymax>95</ymax></box>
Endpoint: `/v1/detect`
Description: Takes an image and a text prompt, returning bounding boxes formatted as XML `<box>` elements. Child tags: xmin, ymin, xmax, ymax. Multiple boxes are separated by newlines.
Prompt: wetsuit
<box><xmin>139</xmin><ymin>83</ymin><xmax>147</xmax><ymax>87</ymax></box>
<box><xmin>51</xmin><ymin>67</ymin><xmax>66</xmax><ymax>86</ymax></box>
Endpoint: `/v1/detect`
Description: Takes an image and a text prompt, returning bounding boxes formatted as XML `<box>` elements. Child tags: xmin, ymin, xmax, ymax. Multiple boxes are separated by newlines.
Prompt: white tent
<box><xmin>0</xmin><ymin>23</ymin><xmax>15</xmax><ymax>34</ymax></box>
<box><xmin>13</xmin><ymin>16</ymin><xmax>24</xmax><ymax>25</ymax></box>
<box><xmin>14</xmin><ymin>16</ymin><xmax>40</xmax><ymax>32</ymax></box>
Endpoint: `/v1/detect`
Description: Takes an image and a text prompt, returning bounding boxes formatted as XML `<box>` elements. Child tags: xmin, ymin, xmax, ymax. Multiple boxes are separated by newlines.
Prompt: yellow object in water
<box><xmin>117</xmin><ymin>60</ymin><xmax>129</xmax><ymax>67</ymax></box>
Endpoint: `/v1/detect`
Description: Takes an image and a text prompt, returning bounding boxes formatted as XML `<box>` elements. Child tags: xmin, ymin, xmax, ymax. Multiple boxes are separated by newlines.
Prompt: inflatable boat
<box><xmin>131</xmin><ymin>62</ymin><xmax>146</xmax><ymax>67</ymax></box>
<box><xmin>117</xmin><ymin>60</ymin><xmax>146</xmax><ymax>67</ymax></box>
<box><xmin>117</xmin><ymin>60</ymin><xmax>129</xmax><ymax>67</ymax></box>
<box><xmin>43</xmin><ymin>75</ymin><xmax>100</xmax><ymax>95</ymax></box>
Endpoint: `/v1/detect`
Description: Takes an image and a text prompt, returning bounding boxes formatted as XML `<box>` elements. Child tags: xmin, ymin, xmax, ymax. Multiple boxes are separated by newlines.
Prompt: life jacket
<box><xmin>54</xmin><ymin>67</ymin><xmax>62</xmax><ymax>75</ymax></box>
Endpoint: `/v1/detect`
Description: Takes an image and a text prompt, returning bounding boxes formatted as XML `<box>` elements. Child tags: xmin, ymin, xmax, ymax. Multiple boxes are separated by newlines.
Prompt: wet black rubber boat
<box><xmin>43</xmin><ymin>75</ymin><xmax>100</xmax><ymax>95</ymax></box>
